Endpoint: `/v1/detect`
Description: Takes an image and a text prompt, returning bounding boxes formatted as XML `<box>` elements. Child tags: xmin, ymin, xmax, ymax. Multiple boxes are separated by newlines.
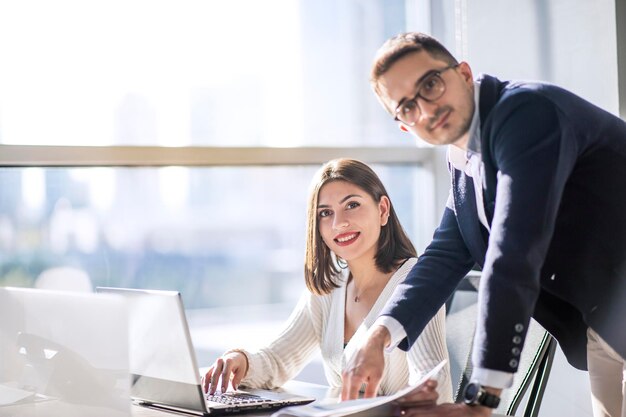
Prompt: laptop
<box><xmin>0</xmin><ymin>287</ymin><xmax>130</xmax><ymax>417</ymax></box>
<box><xmin>96</xmin><ymin>287</ymin><xmax>315</xmax><ymax>416</ymax></box>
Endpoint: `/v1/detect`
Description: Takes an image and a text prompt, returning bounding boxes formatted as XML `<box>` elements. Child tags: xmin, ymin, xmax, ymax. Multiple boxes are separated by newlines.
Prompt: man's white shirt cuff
<box><xmin>372</xmin><ymin>316</ymin><xmax>407</xmax><ymax>353</ymax></box>
<box><xmin>471</xmin><ymin>367</ymin><xmax>514</xmax><ymax>389</ymax></box>
<box><xmin>372</xmin><ymin>318</ymin><xmax>514</xmax><ymax>389</ymax></box>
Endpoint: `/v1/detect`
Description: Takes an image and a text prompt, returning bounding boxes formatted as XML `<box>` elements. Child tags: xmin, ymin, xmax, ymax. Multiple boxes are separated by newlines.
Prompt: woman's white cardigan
<box><xmin>237</xmin><ymin>258</ymin><xmax>452</xmax><ymax>403</ymax></box>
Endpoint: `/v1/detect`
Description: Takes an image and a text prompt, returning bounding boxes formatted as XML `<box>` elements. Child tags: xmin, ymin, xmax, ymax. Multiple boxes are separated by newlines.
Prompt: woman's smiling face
<box><xmin>316</xmin><ymin>180</ymin><xmax>389</xmax><ymax>265</ymax></box>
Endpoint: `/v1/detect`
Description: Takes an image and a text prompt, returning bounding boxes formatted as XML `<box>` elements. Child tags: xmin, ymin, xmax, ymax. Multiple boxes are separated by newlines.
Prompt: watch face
<box><xmin>464</xmin><ymin>383</ymin><xmax>480</xmax><ymax>402</ymax></box>
<box><xmin>463</xmin><ymin>382</ymin><xmax>501</xmax><ymax>408</ymax></box>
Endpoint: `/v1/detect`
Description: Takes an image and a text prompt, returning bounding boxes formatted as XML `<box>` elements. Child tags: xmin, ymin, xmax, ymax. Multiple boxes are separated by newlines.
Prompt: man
<box><xmin>341</xmin><ymin>32</ymin><xmax>626</xmax><ymax>417</ymax></box>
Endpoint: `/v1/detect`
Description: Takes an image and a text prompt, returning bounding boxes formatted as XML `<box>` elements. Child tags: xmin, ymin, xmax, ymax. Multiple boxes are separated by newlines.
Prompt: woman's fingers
<box><xmin>221</xmin><ymin>358</ymin><xmax>236</xmax><ymax>393</ymax></box>
<box><xmin>209</xmin><ymin>358</ymin><xmax>224</xmax><ymax>394</ymax></box>
<box><xmin>202</xmin><ymin>366</ymin><xmax>214</xmax><ymax>393</ymax></box>
<box><xmin>203</xmin><ymin>352</ymin><xmax>248</xmax><ymax>394</ymax></box>
<box><xmin>232</xmin><ymin>365</ymin><xmax>245</xmax><ymax>391</ymax></box>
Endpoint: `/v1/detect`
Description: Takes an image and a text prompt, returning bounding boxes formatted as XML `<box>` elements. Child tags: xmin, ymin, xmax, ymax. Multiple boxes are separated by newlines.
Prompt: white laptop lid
<box><xmin>96</xmin><ymin>287</ymin><xmax>316</xmax><ymax>416</ymax></box>
<box><xmin>0</xmin><ymin>287</ymin><xmax>130</xmax><ymax>417</ymax></box>
<box><xmin>96</xmin><ymin>287</ymin><xmax>208</xmax><ymax>413</ymax></box>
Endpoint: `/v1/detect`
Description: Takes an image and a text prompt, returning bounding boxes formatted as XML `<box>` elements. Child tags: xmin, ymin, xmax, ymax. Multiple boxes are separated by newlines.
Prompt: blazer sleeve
<box><xmin>473</xmin><ymin>91</ymin><xmax>575</xmax><ymax>373</ymax></box>
<box><xmin>381</xmin><ymin>198</ymin><xmax>475</xmax><ymax>351</ymax></box>
<box><xmin>239</xmin><ymin>292</ymin><xmax>320</xmax><ymax>389</ymax></box>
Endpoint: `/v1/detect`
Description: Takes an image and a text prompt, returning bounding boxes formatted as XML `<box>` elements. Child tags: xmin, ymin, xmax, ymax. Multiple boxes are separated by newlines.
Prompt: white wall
<box><xmin>427</xmin><ymin>1</ymin><xmax>621</xmax><ymax>415</ymax></box>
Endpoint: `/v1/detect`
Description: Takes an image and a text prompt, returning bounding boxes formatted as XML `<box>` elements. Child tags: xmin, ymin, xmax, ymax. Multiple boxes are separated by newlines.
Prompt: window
<box><xmin>0</xmin><ymin>164</ymin><xmax>432</xmax><ymax>310</ymax></box>
<box><xmin>0</xmin><ymin>0</ymin><xmax>419</xmax><ymax>147</ymax></box>
<box><xmin>0</xmin><ymin>0</ymin><xmax>441</xmax><ymax>382</ymax></box>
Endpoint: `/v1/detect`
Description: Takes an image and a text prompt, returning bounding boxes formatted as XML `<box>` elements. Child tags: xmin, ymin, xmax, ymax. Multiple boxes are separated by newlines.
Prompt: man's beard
<box><xmin>426</xmin><ymin>101</ymin><xmax>473</xmax><ymax>145</ymax></box>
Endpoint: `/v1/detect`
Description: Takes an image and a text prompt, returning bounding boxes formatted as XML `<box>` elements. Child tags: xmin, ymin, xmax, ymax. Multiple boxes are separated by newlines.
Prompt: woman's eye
<box><xmin>318</xmin><ymin>209</ymin><xmax>331</xmax><ymax>218</ymax></box>
<box><xmin>346</xmin><ymin>202</ymin><xmax>360</xmax><ymax>209</ymax></box>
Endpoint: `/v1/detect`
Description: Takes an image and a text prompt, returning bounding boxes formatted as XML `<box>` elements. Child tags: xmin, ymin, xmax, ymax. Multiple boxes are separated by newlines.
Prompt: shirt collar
<box><xmin>466</xmin><ymin>80</ymin><xmax>482</xmax><ymax>154</ymax></box>
<box><xmin>448</xmin><ymin>80</ymin><xmax>481</xmax><ymax>170</ymax></box>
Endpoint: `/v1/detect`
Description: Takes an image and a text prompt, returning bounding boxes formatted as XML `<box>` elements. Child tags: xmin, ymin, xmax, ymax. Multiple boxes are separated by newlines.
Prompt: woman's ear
<box><xmin>379</xmin><ymin>196</ymin><xmax>391</xmax><ymax>226</ymax></box>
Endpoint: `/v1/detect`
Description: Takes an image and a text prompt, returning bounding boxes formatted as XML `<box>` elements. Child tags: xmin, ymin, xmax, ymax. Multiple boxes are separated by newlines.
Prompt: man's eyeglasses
<box><xmin>394</xmin><ymin>64</ymin><xmax>459</xmax><ymax>126</ymax></box>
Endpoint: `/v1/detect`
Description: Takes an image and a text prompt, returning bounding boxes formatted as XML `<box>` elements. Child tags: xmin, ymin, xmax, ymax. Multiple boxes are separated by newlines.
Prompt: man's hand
<box><xmin>341</xmin><ymin>325</ymin><xmax>390</xmax><ymax>400</ymax></box>
<box><xmin>396</xmin><ymin>403</ymin><xmax>493</xmax><ymax>417</ymax></box>
<box><xmin>392</xmin><ymin>379</ymin><xmax>439</xmax><ymax>415</ymax></box>
<box><xmin>395</xmin><ymin>384</ymin><xmax>501</xmax><ymax>417</ymax></box>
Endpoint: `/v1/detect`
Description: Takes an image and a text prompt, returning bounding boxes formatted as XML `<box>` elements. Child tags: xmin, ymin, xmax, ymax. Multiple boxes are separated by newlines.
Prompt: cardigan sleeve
<box><xmin>237</xmin><ymin>291</ymin><xmax>321</xmax><ymax>389</ymax></box>
<box><xmin>405</xmin><ymin>304</ymin><xmax>453</xmax><ymax>403</ymax></box>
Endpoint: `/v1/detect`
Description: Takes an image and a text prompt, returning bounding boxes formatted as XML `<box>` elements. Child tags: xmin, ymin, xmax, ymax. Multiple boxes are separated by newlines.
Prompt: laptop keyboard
<box><xmin>205</xmin><ymin>392</ymin><xmax>275</xmax><ymax>407</ymax></box>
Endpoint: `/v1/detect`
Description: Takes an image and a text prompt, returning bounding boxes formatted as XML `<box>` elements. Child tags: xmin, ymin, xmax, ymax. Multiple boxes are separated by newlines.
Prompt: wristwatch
<box><xmin>462</xmin><ymin>382</ymin><xmax>501</xmax><ymax>408</ymax></box>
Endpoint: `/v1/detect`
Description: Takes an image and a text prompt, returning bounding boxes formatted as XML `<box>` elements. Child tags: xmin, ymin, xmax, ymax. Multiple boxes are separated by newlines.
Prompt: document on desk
<box><xmin>271</xmin><ymin>360</ymin><xmax>447</xmax><ymax>417</ymax></box>
<box><xmin>0</xmin><ymin>384</ymin><xmax>35</xmax><ymax>406</ymax></box>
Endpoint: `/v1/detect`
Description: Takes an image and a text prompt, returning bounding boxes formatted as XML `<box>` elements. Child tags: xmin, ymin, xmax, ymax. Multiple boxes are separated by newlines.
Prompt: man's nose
<box><xmin>417</xmin><ymin>98</ymin><xmax>440</xmax><ymax>120</ymax></box>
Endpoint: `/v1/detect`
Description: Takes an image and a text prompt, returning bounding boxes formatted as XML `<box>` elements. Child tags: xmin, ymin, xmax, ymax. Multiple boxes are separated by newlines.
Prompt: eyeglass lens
<box><xmin>397</xmin><ymin>72</ymin><xmax>446</xmax><ymax>124</ymax></box>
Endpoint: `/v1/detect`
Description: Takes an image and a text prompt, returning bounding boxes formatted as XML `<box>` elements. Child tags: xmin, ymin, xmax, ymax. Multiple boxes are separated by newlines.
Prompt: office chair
<box><xmin>445</xmin><ymin>272</ymin><xmax>556</xmax><ymax>417</ymax></box>
<box><xmin>35</xmin><ymin>266</ymin><xmax>93</xmax><ymax>292</ymax></box>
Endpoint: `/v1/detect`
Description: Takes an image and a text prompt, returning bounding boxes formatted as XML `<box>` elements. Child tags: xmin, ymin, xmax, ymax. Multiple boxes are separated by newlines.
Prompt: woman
<box><xmin>202</xmin><ymin>158</ymin><xmax>452</xmax><ymax>402</ymax></box>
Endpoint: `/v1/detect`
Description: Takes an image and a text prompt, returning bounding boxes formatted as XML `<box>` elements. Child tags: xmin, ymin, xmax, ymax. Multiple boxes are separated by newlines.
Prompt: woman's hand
<box><xmin>202</xmin><ymin>351</ymin><xmax>249</xmax><ymax>395</ymax></box>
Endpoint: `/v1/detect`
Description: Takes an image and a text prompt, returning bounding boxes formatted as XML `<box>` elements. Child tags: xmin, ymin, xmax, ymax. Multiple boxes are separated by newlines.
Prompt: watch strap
<box><xmin>480</xmin><ymin>391</ymin><xmax>500</xmax><ymax>408</ymax></box>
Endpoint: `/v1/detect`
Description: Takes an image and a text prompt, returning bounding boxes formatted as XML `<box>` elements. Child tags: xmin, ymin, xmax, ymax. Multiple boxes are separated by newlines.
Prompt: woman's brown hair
<box><xmin>304</xmin><ymin>158</ymin><xmax>416</xmax><ymax>295</ymax></box>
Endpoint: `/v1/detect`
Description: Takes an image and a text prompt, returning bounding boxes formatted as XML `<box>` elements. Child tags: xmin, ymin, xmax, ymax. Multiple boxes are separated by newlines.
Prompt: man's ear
<box><xmin>399</xmin><ymin>124</ymin><xmax>409</xmax><ymax>132</ymax></box>
<box><xmin>457</xmin><ymin>61</ymin><xmax>474</xmax><ymax>86</ymax></box>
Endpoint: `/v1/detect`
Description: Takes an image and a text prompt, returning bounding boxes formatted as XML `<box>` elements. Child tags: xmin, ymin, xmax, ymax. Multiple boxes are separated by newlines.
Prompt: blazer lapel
<box><xmin>451</xmin><ymin>166</ymin><xmax>488</xmax><ymax>267</ymax></box>
<box><xmin>476</xmin><ymin>74</ymin><xmax>508</xmax><ymax>225</ymax></box>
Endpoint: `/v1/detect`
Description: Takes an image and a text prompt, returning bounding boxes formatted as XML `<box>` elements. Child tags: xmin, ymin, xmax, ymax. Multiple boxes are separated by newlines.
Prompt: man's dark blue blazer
<box><xmin>382</xmin><ymin>74</ymin><xmax>626</xmax><ymax>372</ymax></box>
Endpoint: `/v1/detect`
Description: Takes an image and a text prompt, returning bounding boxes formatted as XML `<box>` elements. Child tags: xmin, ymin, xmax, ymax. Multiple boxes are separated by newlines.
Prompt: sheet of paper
<box><xmin>272</xmin><ymin>360</ymin><xmax>447</xmax><ymax>417</ymax></box>
<box><xmin>0</xmin><ymin>384</ymin><xmax>35</xmax><ymax>406</ymax></box>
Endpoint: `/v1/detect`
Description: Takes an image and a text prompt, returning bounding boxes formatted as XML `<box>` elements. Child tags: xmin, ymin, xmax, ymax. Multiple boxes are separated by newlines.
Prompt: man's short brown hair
<box><xmin>370</xmin><ymin>32</ymin><xmax>458</xmax><ymax>101</ymax></box>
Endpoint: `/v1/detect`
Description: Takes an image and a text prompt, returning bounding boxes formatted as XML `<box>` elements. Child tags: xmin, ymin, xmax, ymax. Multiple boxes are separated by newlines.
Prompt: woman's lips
<box><xmin>334</xmin><ymin>232</ymin><xmax>360</xmax><ymax>246</ymax></box>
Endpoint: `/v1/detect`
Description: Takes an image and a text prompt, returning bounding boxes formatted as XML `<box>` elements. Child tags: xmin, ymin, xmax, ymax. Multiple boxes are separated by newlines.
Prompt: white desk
<box><xmin>130</xmin><ymin>381</ymin><xmax>508</xmax><ymax>417</ymax></box>
<box><xmin>1</xmin><ymin>380</ymin><xmax>508</xmax><ymax>417</ymax></box>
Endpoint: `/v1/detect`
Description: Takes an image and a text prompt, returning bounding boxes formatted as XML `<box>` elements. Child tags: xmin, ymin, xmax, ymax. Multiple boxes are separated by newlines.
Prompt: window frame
<box><xmin>0</xmin><ymin>144</ymin><xmax>434</xmax><ymax>167</ymax></box>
